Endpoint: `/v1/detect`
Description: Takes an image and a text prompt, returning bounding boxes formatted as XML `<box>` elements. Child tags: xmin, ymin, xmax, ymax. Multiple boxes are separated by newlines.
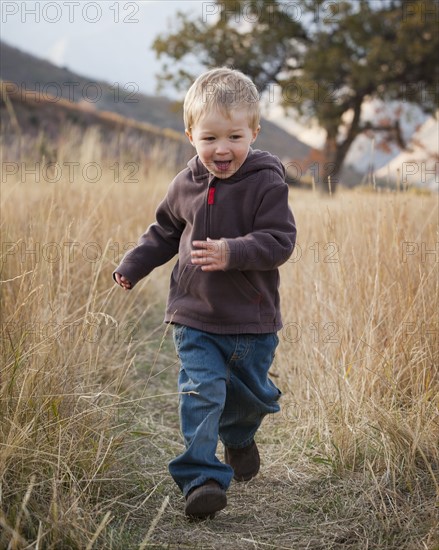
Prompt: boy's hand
<box><xmin>191</xmin><ymin>238</ymin><xmax>229</xmax><ymax>271</ymax></box>
<box><xmin>115</xmin><ymin>272</ymin><xmax>132</xmax><ymax>290</ymax></box>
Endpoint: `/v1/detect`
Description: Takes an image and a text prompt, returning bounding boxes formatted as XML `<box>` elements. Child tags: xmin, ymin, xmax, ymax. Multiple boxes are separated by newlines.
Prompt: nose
<box><xmin>215</xmin><ymin>140</ymin><xmax>229</xmax><ymax>155</ymax></box>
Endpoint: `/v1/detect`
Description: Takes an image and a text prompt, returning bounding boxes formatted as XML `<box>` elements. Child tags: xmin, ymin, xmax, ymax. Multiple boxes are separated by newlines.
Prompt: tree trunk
<box><xmin>319</xmin><ymin>96</ymin><xmax>364</xmax><ymax>193</ymax></box>
<box><xmin>320</xmin><ymin>134</ymin><xmax>339</xmax><ymax>194</ymax></box>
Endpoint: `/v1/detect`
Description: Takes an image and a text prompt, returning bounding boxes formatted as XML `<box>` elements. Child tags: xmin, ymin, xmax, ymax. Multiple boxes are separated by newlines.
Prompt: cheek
<box><xmin>197</xmin><ymin>143</ymin><xmax>211</xmax><ymax>157</ymax></box>
<box><xmin>197</xmin><ymin>146</ymin><xmax>211</xmax><ymax>159</ymax></box>
<box><xmin>236</xmin><ymin>144</ymin><xmax>251</xmax><ymax>158</ymax></box>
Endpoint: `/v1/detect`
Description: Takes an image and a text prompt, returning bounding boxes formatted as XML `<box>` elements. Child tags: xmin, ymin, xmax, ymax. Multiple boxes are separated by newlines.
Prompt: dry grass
<box><xmin>1</xmin><ymin>129</ymin><xmax>438</xmax><ymax>549</ymax></box>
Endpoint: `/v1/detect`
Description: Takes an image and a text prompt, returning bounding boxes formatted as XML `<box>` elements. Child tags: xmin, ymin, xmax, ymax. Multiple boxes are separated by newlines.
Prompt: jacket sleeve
<box><xmin>224</xmin><ymin>183</ymin><xmax>296</xmax><ymax>271</ymax></box>
<box><xmin>113</xmin><ymin>194</ymin><xmax>184</xmax><ymax>288</ymax></box>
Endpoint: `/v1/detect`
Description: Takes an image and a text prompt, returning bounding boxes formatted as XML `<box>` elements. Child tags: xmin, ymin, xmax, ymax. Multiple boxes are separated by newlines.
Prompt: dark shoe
<box><xmin>224</xmin><ymin>440</ymin><xmax>260</xmax><ymax>482</ymax></box>
<box><xmin>184</xmin><ymin>479</ymin><xmax>227</xmax><ymax>519</ymax></box>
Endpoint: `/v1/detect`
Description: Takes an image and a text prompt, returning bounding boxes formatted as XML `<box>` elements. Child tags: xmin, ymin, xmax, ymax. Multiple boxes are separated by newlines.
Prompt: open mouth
<box><xmin>213</xmin><ymin>160</ymin><xmax>232</xmax><ymax>173</ymax></box>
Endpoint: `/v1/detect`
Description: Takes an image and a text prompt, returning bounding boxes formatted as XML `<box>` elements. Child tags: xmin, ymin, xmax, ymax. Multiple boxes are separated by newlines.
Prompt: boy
<box><xmin>114</xmin><ymin>67</ymin><xmax>296</xmax><ymax>519</ymax></box>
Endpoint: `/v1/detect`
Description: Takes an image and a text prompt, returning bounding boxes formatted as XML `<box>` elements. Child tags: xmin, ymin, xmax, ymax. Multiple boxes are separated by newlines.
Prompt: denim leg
<box><xmin>168</xmin><ymin>325</ymin><xmax>234</xmax><ymax>496</ymax></box>
<box><xmin>219</xmin><ymin>333</ymin><xmax>281</xmax><ymax>449</ymax></box>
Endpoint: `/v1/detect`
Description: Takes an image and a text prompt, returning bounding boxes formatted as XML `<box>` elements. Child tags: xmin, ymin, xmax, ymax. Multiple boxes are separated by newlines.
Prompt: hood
<box><xmin>187</xmin><ymin>148</ymin><xmax>285</xmax><ymax>184</ymax></box>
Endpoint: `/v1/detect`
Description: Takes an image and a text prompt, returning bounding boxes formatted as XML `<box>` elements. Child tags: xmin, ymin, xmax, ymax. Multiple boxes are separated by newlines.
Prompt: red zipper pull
<box><xmin>208</xmin><ymin>186</ymin><xmax>216</xmax><ymax>205</ymax></box>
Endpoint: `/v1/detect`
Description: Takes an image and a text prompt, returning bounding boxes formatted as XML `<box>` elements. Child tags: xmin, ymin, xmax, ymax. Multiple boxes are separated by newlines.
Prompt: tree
<box><xmin>153</xmin><ymin>0</ymin><xmax>439</xmax><ymax>191</ymax></box>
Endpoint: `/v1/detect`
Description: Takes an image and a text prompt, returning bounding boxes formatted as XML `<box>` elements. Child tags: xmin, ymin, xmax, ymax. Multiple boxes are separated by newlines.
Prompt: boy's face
<box><xmin>186</xmin><ymin>109</ymin><xmax>260</xmax><ymax>180</ymax></box>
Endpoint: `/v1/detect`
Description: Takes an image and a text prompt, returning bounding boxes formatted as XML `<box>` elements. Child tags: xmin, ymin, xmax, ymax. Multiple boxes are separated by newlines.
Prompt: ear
<box><xmin>185</xmin><ymin>129</ymin><xmax>195</xmax><ymax>146</ymax></box>
<box><xmin>251</xmin><ymin>125</ymin><xmax>260</xmax><ymax>144</ymax></box>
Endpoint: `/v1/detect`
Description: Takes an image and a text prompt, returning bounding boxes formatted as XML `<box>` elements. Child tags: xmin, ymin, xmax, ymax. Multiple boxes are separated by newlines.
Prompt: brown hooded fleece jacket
<box><xmin>113</xmin><ymin>148</ymin><xmax>296</xmax><ymax>334</ymax></box>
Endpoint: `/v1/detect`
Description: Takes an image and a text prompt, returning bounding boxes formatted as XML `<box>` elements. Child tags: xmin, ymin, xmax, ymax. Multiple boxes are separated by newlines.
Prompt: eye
<box><xmin>230</xmin><ymin>135</ymin><xmax>242</xmax><ymax>140</ymax></box>
<box><xmin>203</xmin><ymin>137</ymin><xmax>215</xmax><ymax>141</ymax></box>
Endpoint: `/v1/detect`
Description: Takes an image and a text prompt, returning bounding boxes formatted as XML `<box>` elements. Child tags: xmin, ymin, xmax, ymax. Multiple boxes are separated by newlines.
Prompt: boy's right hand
<box><xmin>115</xmin><ymin>272</ymin><xmax>132</xmax><ymax>290</ymax></box>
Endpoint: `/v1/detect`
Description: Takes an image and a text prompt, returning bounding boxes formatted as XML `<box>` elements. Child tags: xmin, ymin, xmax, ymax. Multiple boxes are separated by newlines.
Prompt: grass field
<box><xmin>1</xmin><ymin>138</ymin><xmax>438</xmax><ymax>549</ymax></box>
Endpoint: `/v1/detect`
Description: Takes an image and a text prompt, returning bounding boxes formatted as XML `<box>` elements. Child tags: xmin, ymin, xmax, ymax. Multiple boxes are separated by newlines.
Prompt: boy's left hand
<box><xmin>191</xmin><ymin>238</ymin><xmax>229</xmax><ymax>271</ymax></box>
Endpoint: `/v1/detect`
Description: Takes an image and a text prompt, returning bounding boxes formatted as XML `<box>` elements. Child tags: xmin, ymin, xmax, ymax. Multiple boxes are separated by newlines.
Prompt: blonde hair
<box><xmin>184</xmin><ymin>67</ymin><xmax>260</xmax><ymax>132</ymax></box>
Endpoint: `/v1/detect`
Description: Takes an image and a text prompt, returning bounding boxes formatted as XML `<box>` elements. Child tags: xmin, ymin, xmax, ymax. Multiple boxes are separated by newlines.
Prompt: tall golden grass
<box><xmin>278</xmin><ymin>191</ymin><xmax>438</xmax><ymax>480</ymax></box>
<box><xmin>1</xmin><ymin>129</ymin><xmax>176</xmax><ymax>548</ymax></box>
<box><xmin>1</xmin><ymin>128</ymin><xmax>438</xmax><ymax>548</ymax></box>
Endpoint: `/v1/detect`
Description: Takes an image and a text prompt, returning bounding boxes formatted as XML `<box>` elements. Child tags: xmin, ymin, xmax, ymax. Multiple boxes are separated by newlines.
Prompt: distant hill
<box><xmin>0</xmin><ymin>79</ymin><xmax>193</xmax><ymax>174</ymax></box>
<box><xmin>0</xmin><ymin>41</ymin><xmax>311</xmax><ymax>162</ymax></box>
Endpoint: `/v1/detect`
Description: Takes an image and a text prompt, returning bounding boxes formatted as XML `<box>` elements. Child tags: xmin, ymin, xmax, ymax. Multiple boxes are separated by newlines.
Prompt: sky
<box><xmin>1</xmin><ymin>0</ymin><xmax>204</xmax><ymax>98</ymax></box>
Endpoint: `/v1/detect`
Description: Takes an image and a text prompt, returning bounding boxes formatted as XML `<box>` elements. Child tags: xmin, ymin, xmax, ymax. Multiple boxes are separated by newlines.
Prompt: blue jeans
<box><xmin>168</xmin><ymin>324</ymin><xmax>281</xmax><ymax>497</ymax></box>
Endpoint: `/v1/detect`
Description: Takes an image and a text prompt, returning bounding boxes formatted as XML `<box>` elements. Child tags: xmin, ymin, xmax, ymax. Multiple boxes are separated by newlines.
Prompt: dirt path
<box><xmin>105</xmin><ymin>322</ymin><xmax>437</xmax><ymax>550</ymax></box>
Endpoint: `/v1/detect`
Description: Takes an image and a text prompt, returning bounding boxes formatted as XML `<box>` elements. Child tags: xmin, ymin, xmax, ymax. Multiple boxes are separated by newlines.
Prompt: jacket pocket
<box><xmin>178</xmin><ymin>264</ymin><xmax>199</xmax><ymax>293</ymax></box>
<box><xmin>176</xmin><ymin>264</ymin><xmax>262</xmax><ymax>322</ymax></box>
<box><xmin>226</xmin><ymin>270</ymin><xmax>262</xmax><ymax>304</ymax></box>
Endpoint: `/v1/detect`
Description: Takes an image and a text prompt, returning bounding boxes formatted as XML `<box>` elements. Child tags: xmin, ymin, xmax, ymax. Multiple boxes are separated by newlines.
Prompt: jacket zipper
<box><xmin>208</xmin><ymin>186</ymin><xmax>216</xmax><ymax>205</ymax></box>
<box><xmin>205</xmin><ymin>179</ymin><xmax>216</xmax><ymax>237</ymax></box>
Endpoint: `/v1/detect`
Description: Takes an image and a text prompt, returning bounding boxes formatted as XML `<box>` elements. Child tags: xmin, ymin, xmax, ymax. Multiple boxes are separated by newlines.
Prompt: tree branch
<box><xmin>360</xmin><ymin>120</ymin><xmax>407</xmax><ymax>149</ymax></box>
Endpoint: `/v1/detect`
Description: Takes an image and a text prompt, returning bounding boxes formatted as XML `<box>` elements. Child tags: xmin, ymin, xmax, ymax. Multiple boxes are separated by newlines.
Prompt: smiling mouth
<box><xmin>214</xmin><ymin>160</ymin><xmax>232</xmax><ymax>172</ymax></box>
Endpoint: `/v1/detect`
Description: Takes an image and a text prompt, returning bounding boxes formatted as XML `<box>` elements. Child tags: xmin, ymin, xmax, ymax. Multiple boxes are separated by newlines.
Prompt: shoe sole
<box><xmin>233</xmin><ymin>472</ymin><xmax>257</xmax><ymax>482</ymax></box>
<box><xmin>185</xmin><ymin>488</ymin><xmax>227</xmax><ymax>519</ymax></box>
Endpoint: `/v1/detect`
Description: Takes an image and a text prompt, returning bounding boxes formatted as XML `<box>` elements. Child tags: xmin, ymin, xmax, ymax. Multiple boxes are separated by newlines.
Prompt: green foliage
<box><xmin>152</xmin><ymin>0</ymin><xmax>439</xmax><ymax>189</ymax></box>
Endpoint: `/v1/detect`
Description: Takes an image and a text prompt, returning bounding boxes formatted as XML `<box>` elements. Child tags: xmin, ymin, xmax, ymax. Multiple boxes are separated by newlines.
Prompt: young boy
<box><xmin>114</xmin><ymin>67</ymin><xmax>296</xmax><ymax>519</ymax></box>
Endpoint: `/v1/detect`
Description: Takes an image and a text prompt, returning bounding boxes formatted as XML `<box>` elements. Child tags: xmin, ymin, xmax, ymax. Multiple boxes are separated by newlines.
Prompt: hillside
<box><xmin>0</xmin><ymin>41</ymin><xmax>311</xmax><ymax>162</ymax></box>
<box><xmin>0</xmin><ymin>80</ymin><xmax>193</xmax><ymax>174</ymax></box>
